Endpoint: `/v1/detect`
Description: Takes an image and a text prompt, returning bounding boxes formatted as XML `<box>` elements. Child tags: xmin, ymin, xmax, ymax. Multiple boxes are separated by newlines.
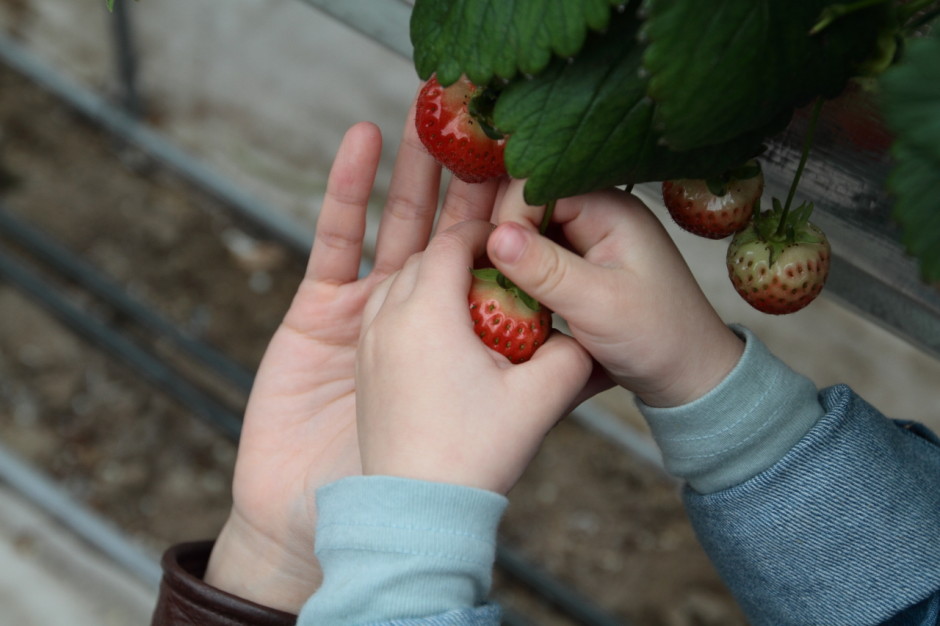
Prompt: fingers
<box><xmin>435</xmin><ymin>176</ymin><xmax>505</xmax><ymax>233</ymax></box>
<box><xmin>360</xmin><ymin>269</ymin><xmax>400</xmax><ymax>333</ymax></box>
<box><xmin>495</xmin><ymin>180</ymin><xmax>651</xmax><ymax>258</ymax></box>
<box><xmin>361</xmin><ymin>219</ymin><xmax>492</xmax><ymax>336</ymax></box>
<box><xmin>306</xmin><ymin>122</ymin><xmax>382</xmax><ymax>284</ymax></box>
<box><xmin>414</xmin><ymin>220</ymin><xmax>495</xmax><ymax>301</ymax></box>
<box><xmin>371</xmin><ymin>98</ymin><xmax>443</xmax><ymax>277</ymax></box>
<box><xmin>487</xmin><ymin>220</ymin><xmax>606</xmax><ymax>320</ymax></box>
<box><xmin>516</xmin><ymin>332</ymin><xmax>594</xmax><ymax>414</ymax></box>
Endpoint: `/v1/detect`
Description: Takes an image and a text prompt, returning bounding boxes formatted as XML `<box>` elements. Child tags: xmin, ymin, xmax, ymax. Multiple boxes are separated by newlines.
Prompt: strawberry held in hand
<box><xmin>415</xmin><ymin>74</ymin><xmax>507</xmax><ymax>183</ymax></box>
<box><xmin>469</xmin><ymin>268</ymin><xmax>551</xmax><ymax>363</ymax></box>
<box><xmin>727</xmin><ymin>199</ymin><xmax>830</xmax><ymax>315</ymax></box>
<box><xmin>662</xmin><ymin>160</ymin><xmax>764</xmax><ymax>239</ymax></box>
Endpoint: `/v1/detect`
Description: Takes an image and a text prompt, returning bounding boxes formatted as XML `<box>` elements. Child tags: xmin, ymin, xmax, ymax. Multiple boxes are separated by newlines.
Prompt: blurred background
<box><xmin>0</xmin><ymin>1</ymin><xmax>938</xmax><ymax>624</ymax></box>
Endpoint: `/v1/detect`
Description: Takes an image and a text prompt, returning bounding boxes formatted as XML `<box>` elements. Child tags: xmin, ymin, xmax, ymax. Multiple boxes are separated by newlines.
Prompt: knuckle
<box><xmin>384</xmin><ymin>192</ymin><xmax>435</xmax><ymax>224</ymax></box>
<box><xmin>531</xmin><ymin>247</ymin><xmax>568</xmax><ymax>294</ymax></box>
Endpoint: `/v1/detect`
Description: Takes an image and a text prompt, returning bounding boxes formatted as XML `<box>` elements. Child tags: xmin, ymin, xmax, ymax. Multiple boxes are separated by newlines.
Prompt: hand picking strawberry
<box><xmin>489</xmin><ymin>180</ymin><xmax>744</xmax><ymax>409</ymax></box>
<box><xmin>355</xmin><ymin>219</ymin><xmax>593</xmax><ymax>494</ymax></box>
<box><xmin>661</xmin><ymin>160</ymin><xmax>764</xmax><ymax>239</ymax></box>
<box><xmin>414</xmin><ymin>74</ymin><xmax>507</xmax><ymax>183</ymax></box>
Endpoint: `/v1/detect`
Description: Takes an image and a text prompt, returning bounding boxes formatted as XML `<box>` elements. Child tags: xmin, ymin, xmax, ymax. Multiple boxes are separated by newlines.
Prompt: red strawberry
<box><xmin>415</xmin><ymin>74</ymin><xmax>506</xmax><ymax>183</ymax></box>
<box><xmin>726</xmin><ymin>200</ymin><xmax>830</xmax><ymax>315</ymax></box>
<box><xmin>662</xmin><ymin>160</ymin><xmax>764</xmax><ymax>239</ymax></box>
<box><xmin>468</xmin><ymin>268</ymin><xmax>551</xmax><ymax>364</ymax></box>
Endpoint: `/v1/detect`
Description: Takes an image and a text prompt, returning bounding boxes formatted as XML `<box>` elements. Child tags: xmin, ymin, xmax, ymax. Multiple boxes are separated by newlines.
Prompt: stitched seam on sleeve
<box><xmin>316</xmin><ymin>544</ymin><xmax>493</xmax><ymax>565</ymax></box>
<box><xmin>664</xmin><ymin>394</ymin><xmax>787</xmax><ymax>460</ymax></box>
<box><xmin>317</xmin><ymin>522</ymin><xmax>497</xmax><ymax>545</ymax></box>
<box><xmin>655</xmin><ymin>365</ymin><xmax>782</xmax><ymax>443</ymax></box>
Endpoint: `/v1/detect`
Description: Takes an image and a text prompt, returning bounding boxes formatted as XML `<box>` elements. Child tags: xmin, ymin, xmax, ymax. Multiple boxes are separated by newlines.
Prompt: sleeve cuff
<box><xmin>637</xmin><ymin>325</ymin><xmax>824</xmax><ymax>493</ymax></box>
<box><xmin>152</xmin><ymin>540</ymin><xmax>296</xmax><ymax>626</ymax></box>
<box><xmin>299</xmin><ymin>476</ymin><xmax>507</xmax><ymax>625</ymax></box>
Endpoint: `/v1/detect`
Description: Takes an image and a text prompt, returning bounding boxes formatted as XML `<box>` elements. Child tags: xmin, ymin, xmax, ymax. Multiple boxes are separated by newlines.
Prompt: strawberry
<box><xmin>415</xmin><ymin>74</ymin><xmax>506</xmax><ymax>183</ymax></box>
<box><xmin>468</xmin><ymin>268</ymin><xmax>551</xmax><ymax>363</ymax></box>
<box><xmin>662</xmin><ymin>160</ymin><xmax>764</xmax><ymax>239</ymax></box>
<box><xmin>726</xmin><ymin>199</ymin><xmax>830</xmax><ymax>315</ymax></box>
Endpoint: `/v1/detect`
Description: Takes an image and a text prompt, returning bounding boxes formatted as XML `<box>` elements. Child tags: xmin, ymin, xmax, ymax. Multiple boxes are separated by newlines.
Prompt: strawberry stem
<box><xmin>539</xmin><ymin>199</ymin><xmax>557</xmax><ymax>235</ymax></box>
<box><xmin>777</xmin><ymin>97</ymin><xmax>824</xmax><ymax>238</ymax></box>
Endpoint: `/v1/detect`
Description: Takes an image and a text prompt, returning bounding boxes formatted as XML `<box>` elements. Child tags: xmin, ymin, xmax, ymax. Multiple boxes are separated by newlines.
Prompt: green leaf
<box><xmin>493</xmin><ymin>11</ymin><xmax>784</xmax><ymax>205</ymax></box>
<box><xmin>107</xmin><ymin>0</ymin><xmax>115</xmax><ymax>11</ymax></box>
<box><xmin>886</xmin><ymin>142</ymin><xmax>940</xmax><ymax>281</ymax></box>
<box><xmin>641</xmin><ymin>0</ymin><xmax>889</xmax><ymax>151</ymax></box>
<box><xmin>410</xmin><ymin>0</ymin><xmax>625</xmax><ymax>86</ymax></box>
<box><xmin>881</xmin><ymin>30</ymin><xmax>940</xmax><ymax>281</ymax></box>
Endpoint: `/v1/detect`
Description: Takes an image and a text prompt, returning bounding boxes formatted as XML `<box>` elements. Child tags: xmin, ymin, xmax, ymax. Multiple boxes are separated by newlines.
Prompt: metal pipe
<box><xmin>497</xmin><ymin>544</ymin><xmax>627</xmax><ymax>626</ymax></box>
<box><xmin>0</xmin><ymin>249</ymin><xmax>243</xmax><ymax>440</ymax></box>
<box><xmin>109</xmin><ymin>0</ymin><xmax>143</xmax><ymax>117</ymax></box>
<box><xmin>0</xmin><ymin>31</ymin><xmax>314</xmax><ymax>257</ymax></box>
<box><xmin>0</xmin><ymin>205</ymin><xmax>256</xmax><ymax>393</ymax></box>
<box><xmin>0</xmin><ymin>441</ymin><xmax>162</xmax><ymax>589</ymax></box>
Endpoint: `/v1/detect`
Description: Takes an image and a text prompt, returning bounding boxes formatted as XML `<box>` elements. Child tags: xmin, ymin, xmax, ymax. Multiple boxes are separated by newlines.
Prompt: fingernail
<box><xmin>490</xmin><ymin>223</ymin><xmax>528</xmax><ymax>265</ymax></box>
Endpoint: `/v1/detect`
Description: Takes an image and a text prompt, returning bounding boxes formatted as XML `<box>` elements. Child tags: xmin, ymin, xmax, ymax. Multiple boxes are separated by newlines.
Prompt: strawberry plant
<box><xmin>410</xmin><ymin>0</ymin><xmax>940</xmax><ymax>307</ymax></box>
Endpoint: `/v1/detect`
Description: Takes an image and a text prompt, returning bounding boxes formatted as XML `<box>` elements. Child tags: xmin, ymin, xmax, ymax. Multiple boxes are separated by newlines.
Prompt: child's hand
<box><xmin>489</xmin><ymin>181</ymin><xmax>744</xmax><ymax>408</ymax></box>
<box><xmin>204</xmin><ymin>107</ymin><xmax>505</xmax><ymax>612</ymax></box>
<box><xmin>356</xmin><ymin>220</ymin><xmax>594</xmax><ymax>495</ymax></box>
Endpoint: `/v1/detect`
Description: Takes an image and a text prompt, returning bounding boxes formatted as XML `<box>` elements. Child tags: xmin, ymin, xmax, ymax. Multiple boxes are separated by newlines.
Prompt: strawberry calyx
<box><xmin>415</xmin><ymin>75</ymin><xmax>507</xmax><ymax>183</ymax></box>
<box><xmin>466</xmin><ymin>83</ymin><xmax>505</xmax><ymax>141</ymax></box>
<box><xmin>744</xmin><ymin>197</ymin><xmax>825</xmax><ymax>267</ymax></box>
<box><xmin>704</xmin><ymin>159</ymin><xmax>763</xmax><ymax>197</ymax></box>
<box><xmin>470</xmin><ymin>267</ymin><xmax>542</xmax><ymax>312</ymax></box>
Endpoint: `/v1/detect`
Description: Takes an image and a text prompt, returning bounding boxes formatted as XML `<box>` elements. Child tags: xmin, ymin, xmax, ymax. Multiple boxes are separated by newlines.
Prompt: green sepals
<box><xmin>705</xmin><ymin>178</ymin><xmax>728</xmax><ymax>197</ymax></box>
<box><xmin>704</xmin><ymin>160</ymin><xmax>763</xmax><ymax>197</ymax></box>
<box><xmin>470</xmin><ymin>268</ymin><xmax>542</xmax><ymax>312</ymax></box>
<box><xmin>747</xmin><ymin>198</ymin><xmax>822</xmax><ymax>266</ymax></box>
<box><xmin>467</xmin><ymin>84</ymin><xmax>505</xmax><ymax>141</ymax></box>
<box><xmin>729</xmin><ymin>160</ymin><xmax>762</xmax><ymax>181</ymax></box>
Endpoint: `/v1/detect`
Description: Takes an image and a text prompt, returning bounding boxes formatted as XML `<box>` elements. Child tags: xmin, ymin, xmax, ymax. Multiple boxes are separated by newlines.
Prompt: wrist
<box><xmin>637</xmin><ymin>325</ymin><xmax>824</xmax><ymax>493</ymax></box>
<box><xmin>635</xmin><ymin>322</ymin><xmax>745</xmax><ymax>408</ymax></box>
<box><xmin>204</xmin><ymin>512</ymin><xmax>320</xmax><ymax>614</ymax></box>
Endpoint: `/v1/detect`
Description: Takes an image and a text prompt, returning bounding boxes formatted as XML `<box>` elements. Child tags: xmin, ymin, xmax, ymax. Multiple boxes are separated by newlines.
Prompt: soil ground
<box><xmin>0</xmin><ymin>59</ymin><xmax>747</xmax><ymax>625</ymax></box>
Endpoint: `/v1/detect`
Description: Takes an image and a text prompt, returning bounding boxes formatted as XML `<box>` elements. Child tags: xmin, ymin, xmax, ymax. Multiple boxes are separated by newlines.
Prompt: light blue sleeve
<box><xmin>297</xmin><ymin>476</ymin><xmax>506</xmax><ymax>626</ymax></box>
<box><xmin>637</xmin><ymin>325</ymin><xmax>824</xmax><ymax>493</ymax></box>
<box><xmin>639</xmin><ymin>325</ymin><xmax>940</xmax><ymax>625</ymax></box>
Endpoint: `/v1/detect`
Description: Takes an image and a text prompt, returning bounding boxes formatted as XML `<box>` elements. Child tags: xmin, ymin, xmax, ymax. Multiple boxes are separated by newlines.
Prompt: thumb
<box><xmin>488</xmin><ymin>221</ymin><xmax>597</xmax><ymax>318</ymax></box>
<box><xmin>520</xmin><ymin>332</ymin><xmax>595</xmax><ymax>420</ymax></box>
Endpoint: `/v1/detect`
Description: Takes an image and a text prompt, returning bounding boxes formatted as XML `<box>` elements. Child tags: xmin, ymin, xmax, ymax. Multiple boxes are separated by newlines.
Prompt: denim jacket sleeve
<box><xmin>637</xmin><ymin>326</ymin><xmax>940</xmax><ymax>625</ymax></box>
<box><xmin>681</xmin><ymin>382</ymin><xmax>940</xmax><ymax>625</ymax></box>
